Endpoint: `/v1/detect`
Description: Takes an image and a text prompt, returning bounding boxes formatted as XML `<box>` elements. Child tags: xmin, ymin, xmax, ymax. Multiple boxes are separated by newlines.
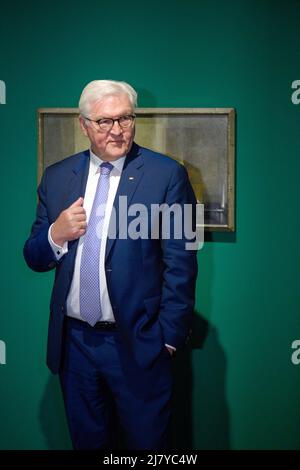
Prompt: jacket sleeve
<box><xmin>158</xmin><ymin>163</ymin><xmax>198</xmax><ymax>349</ymax></box>
<box><xmin>23</xmin><ymin>168</ymin><xmax>58</xmax><ymax>272</ymax></box>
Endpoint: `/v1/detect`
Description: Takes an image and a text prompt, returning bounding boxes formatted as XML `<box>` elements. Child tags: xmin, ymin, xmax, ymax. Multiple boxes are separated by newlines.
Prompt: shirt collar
<box><xmin>89</xmin><ymin>149</ymin><xmax>126</xmax><ymax>174</ymax></box>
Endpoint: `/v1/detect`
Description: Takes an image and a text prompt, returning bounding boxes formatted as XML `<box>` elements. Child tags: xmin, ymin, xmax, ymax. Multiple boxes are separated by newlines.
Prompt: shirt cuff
<box><xmin>165</xmin><ymin>344</ymin><xmax>176</xmax><ymax>351</ymax></box>
<box><xmin>48</xmin><ymin>224</ymin><xmax>68</xmax><ymax>260</ymax></box>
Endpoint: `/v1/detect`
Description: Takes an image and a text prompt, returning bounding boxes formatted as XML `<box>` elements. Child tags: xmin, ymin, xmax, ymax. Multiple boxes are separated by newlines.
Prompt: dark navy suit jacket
<box><xmin>24</xmin><ymin>142</ymin><xmax>198</xmax><ymax>374</ymax></box>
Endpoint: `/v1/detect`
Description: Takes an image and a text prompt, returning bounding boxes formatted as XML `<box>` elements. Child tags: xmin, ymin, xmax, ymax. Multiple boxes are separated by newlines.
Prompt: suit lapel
<box><xmin>63</xmin><ymin>150</ymin><xmax>90</xmax><ymax>208</ymax></box>
<box><xmin>64</xmin><ymin>150</ymin><xmax>90</xmax><ymax>252</ymax></box>
<box><xmin>105</xmin><ymin>143</ymin><xmax>144</xmax><ymax>261</ymax></box>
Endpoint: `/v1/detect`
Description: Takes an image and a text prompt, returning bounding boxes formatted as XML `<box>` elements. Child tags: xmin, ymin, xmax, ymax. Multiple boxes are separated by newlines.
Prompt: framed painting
<box><xmin>38</xmin><ymin>107</ymin><xmax>235</xmax><ymax>231</ymax></box>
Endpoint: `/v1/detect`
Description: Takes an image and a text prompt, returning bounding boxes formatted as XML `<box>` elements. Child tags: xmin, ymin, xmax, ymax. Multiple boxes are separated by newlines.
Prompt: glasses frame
<box><xmin>83</xmin><ymin>114</ymin><xmax>136</xmax><ymax>131</ymax></box>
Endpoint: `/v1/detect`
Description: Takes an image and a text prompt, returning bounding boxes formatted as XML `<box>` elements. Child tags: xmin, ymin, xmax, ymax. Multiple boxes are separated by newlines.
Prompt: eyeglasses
<box><xmin>84</xmin><ymin>114</ymin><xmax>136</xmax><ymax>131</ymax></box>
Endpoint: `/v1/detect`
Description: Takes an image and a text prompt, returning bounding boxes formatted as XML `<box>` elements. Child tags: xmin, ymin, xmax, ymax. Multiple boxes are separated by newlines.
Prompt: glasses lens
<box><xmin>119</xmin><ymin>115</ymin><xmax>134</xmax><ymax>128</ymax></box>
<box><xmin>98</xmin><ymin>118</ymin><xmax>114</xmax><ymax>130</ymax></box>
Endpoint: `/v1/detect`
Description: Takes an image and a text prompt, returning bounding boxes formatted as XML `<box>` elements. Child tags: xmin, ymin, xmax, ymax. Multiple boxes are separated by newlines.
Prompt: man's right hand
<box><xmin>51</xmin><ymin>197</ymin><xmax>87</xmax><ymax>247</ymax></box>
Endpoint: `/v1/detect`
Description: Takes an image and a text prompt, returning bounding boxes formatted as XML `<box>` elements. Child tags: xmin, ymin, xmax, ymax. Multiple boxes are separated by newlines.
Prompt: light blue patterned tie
<box><xmin>80</xmin><ymin>161</ymin><xmax>113</xmax><ymax>326</ymax></box>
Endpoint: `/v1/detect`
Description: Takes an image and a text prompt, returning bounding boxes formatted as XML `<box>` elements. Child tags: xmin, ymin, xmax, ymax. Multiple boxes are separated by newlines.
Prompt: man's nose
<box><xmin>110</xmin><ymin>120</ymin><xmax>122</xmax><ymax>134</ymax></box>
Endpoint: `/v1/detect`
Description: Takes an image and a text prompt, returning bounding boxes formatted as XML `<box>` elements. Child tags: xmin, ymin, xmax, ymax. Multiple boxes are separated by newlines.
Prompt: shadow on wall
<box><xmin>171</xmin><ymin>313</ymin><xmax>231</xmax><ymax>450</ymax></box>
<box><xmin>39</xmin><ymin>375</ymin><xmax>72</xmax><ymax>450</ymax></box>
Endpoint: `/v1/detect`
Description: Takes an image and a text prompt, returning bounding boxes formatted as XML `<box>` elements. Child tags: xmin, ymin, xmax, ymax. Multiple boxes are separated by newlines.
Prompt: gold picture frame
<box><xmin>38</xmin><ymin>108</ymin><xmax>235</xmax><ymax>231</ymax></box>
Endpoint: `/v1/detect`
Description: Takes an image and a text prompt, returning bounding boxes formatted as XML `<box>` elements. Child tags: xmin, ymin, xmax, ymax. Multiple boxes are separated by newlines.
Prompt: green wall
<box><xmin>0</xmin><ymin>0</ymin><xmax>299</xmax><ymax>450</ymax></box>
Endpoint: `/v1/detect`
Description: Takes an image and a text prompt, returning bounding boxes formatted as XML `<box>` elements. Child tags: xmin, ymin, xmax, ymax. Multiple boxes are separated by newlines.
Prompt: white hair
<box><xmin>79</xmin><ymin>80</ymin><xmax>137</xmax><ymax>117</ymax></box>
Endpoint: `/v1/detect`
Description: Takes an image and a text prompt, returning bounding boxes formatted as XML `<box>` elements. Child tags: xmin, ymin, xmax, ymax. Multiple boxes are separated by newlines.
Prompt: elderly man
<box><xmin>24</xmin><ymin>80</ymin><xmax>198</xmax><ymax>450</ymax></box>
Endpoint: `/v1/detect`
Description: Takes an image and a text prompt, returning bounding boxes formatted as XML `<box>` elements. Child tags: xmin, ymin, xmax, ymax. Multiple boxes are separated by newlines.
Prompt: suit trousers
<box><xmin>59</xmin><ymin>317</ymin><xmax>173</xmax><ymax>450</ymax></box>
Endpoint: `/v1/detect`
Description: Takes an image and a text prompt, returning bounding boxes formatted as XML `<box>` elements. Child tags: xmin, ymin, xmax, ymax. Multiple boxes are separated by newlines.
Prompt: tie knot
<box><xmin>100</xmin><ymin>162</ymin><xmax>113</xmax><ymax>175</ymax></box>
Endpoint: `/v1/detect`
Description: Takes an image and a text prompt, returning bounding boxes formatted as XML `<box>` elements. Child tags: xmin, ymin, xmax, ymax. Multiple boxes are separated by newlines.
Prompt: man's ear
<box><xmin>79</xmin><ymin>116</ymin><xmax>88</xmax><ymax>137</ymax></box>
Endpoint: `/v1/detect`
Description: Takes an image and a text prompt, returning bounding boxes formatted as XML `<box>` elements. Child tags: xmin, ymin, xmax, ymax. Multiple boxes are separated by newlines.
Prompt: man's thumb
<box><xmin>70</xmin><ymin>197</ymin><xmax>84</xmax><ymax>208</ymax></box>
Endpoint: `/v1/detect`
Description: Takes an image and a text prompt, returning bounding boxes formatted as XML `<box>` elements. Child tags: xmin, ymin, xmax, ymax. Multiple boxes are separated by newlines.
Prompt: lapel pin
<box><xmin>129</xmin><ymin>176</ymin><xmax>135</xmax><ymax>180</ymax></box>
